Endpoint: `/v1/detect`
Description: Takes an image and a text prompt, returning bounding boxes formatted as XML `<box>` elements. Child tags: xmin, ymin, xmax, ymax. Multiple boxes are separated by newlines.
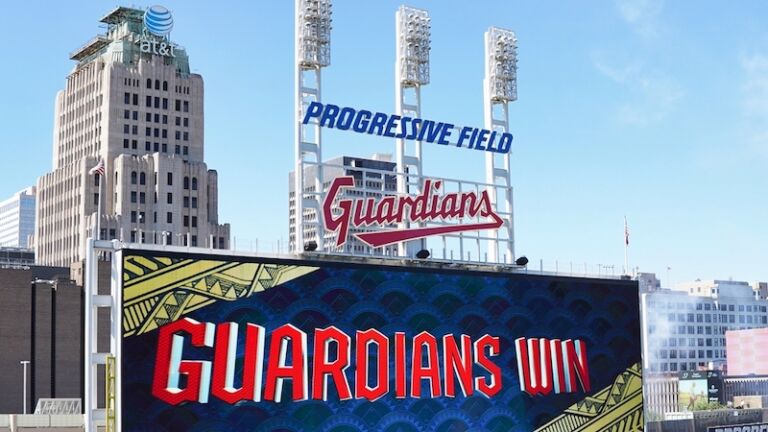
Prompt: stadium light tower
<box><xmin>395</xmin><ymin>5</ymin><xmax>430</xmax><ymax>257</ymax></box>
<box><xmin>294</xmin><ymin>0</ymin><xmax>332</xmax><ymax>253</ymax></box>
<box><xmin>483</xmin><ymin>27</ymin><xmax>517</xmax><ymax>263</ymax></box>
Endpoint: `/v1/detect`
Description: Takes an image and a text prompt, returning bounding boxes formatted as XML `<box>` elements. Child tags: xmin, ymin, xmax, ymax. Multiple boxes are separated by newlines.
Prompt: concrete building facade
<box><xmin>288</xmin><ymin>154</ymin><xmax>398</xmax><ymax>255</ymax></box>
<box><xmin>36</xmin><ymin>7</ymin><xmax>229</xmax><ymax>267</ymax></box>
<box><xmin>0</xmin><ymin>187</ymin><xmax>36</xmax><ymax>249</ymax></box>
<box><xmin>642</xmin><ymin>280</ymin><xmax>768</xmax><ymax>375</ymax></box>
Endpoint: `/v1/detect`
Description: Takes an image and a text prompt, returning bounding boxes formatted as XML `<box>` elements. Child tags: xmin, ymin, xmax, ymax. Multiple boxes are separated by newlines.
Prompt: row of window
<box><xmin>122</xmin><ymin>124</ymin><xmax>190</xmax><ymax>141</ymax></box>
<box><xmin>122</xmin><ymin>110</ymin><xmax>190</xmax><ymax>129</ymax></box>
<box><xmin>124</xmin><ymin>78</ymin><xmax>191</xmax><ymax>95</ymax></box>
<box><xmin>129</xmin><ymin>171</ymin><xmax>199</xmax><ymax>190</ymax></box>
<box><xmin>122</xmin><ymin>139</ymin><xmax>189</xmax><ymax>155</ymax></box>
<box><xmin>123</xmin><ymin>92</ymin><xmax>190</xmax><ymax>112</ymax></box>
<box><xmin>647</xmin><ymin>301</ymin><xmax>768</xmax><ymax>313</ymax></box>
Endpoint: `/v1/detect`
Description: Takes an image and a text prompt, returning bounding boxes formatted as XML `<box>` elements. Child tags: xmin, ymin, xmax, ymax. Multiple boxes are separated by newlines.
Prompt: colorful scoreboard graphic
<box><xmin>119</xmin><ymin>249</ymin><xmax>643</xmax><ymax>431</ymax></box>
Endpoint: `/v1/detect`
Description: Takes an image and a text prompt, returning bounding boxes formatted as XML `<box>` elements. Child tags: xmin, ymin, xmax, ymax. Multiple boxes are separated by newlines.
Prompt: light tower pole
<box><xmin>483</xmin><ymin>27</ymin><xmax>517</xmax><ymax>263</ymax></box>
<box><xmin>395</xmin><ymin>5</ymin><xmax>430</xmax><ymax>257</ymax></box>
<box><xmin>294</xmin><ymin>0</ymin><xmax>332</xmax><ymax>253</ymax></box>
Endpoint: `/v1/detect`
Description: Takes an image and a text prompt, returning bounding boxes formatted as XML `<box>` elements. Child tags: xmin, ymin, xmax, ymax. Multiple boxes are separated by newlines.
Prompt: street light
<box><xmin>20</xmin><ymin>360</ymin><xmax>30</xmax><ymax>414</ymax></box>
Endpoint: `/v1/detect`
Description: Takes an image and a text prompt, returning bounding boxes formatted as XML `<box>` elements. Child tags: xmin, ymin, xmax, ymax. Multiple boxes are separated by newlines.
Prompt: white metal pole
<box><xmin>20</xmin><ymin>360</ymin><xmax>29</xmax><ymax>414</ymax></box>
<box><xmin>96</xmin><ymin>172</ymin><xmax>103</xmax><ymax>241</ymax></box>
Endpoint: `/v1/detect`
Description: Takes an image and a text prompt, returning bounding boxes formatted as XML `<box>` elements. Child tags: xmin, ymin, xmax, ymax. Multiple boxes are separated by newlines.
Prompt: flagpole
<box><xmin>96</xmin><ymin>172</ymin><xmax>102</xmax><ymax>240</ymax></box>
<box><xmin>624</xmin><ymin>216</ymin><xmax>629</xmax><ymax>276</ymax></box>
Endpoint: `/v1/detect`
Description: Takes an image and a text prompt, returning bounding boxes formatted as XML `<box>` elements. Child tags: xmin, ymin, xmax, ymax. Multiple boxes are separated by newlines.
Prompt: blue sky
<box><xmin>0</xmin><ymin>1</ymin><xmax>766</xmax><ymax>283</ymax></box>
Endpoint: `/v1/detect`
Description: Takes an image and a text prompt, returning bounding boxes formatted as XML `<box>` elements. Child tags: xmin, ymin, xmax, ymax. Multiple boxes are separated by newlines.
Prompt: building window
<box><xmin>175</xmin><ymin>99</ymin><xmax>181</xmax><ymax>111</ymax></box>
<box><xmin>183</xmin><ymin>101</ymin><xmax>189</xmax><ymax>112</ymax></box>
<box><xmin>167</xmin><ymin>192</ymin><xmax>173</xmax><ymax>204</ymax></box>
<box><xmin>162</xmin><ymin>143</ymin><xmax>167</xmax><ymax>153</ymax></box>
<box><xmin>191</xmin><ymin>235</ymin><xmax>198</xmax><ymax>247</ymax></box>
<box><xmin>167</xmin><ymin>172</ymin><xmax>173</xmax><ymax>185</ymax></box>
<box><xmin>167</xmin><ymin>212</ymin><xmax>173</xmax><ymax>223</ymax></box>
<box><xmin>163</xmin><ymin>81</ymin><xmax>168</xmax><ymax>91</ymax></box>
<box><xmin>183</xmin><ymin>215</ymin><xmax>189</xmax><ymax>227</ymax></box>
<box><xmin>154</xmin><ymin>97</ymin><xmax>160</xmax><ymax>109</ymax></box>
<box><xmin>133</xmin><ymin>93</ymin><xmax>138</xmax><ymax>105</ymax></box>
<box><xmin>183</xmin><ymin>146</ymin><xmax>189</xmax><ymax>156</ymax></box>
<box><xmin>140</xmin><ymin>172</ymin><xmax>146</xmax><ymax>185</ymax></box>
<box><xmin>124</xmin><ymin>124</ymin><xmax>130</xmax><ymax>134</ymax></box>
<box><xmin>123</xmin><ymin>138</ymin><xmax>129</xmax><ymax>149</ymax></box>
<box><xmin>132</xmin><ymin>139</ymin><xmax>137</xmax><ymax>149</ymax></box>
<box><xmin>162</xmin><ymin>129</ymin><xmax>168</xmax><ymax>139</ymax></box>
<box><xmin>155</xmin><ymin>79</ymin><xmax>160</xmax><ymax>90</ymax></box>
<box><xmin>146</xmin><ymin>112</ymin><xmax>152</xmax><ymax>122</ymax></box>
<box><xmin>162</xmin><ymin>115</ymin><xmax>168</xmax><ymax>124</ymax></box>
<box><xmin>124</xmin><ymin>109</ymin><xmax>130</xmax><ymax>119</ymax></box>
<box><xmin>175</xmin><ymin>145</ymin><xmax>180</xmax><ymax>154</ymax></box>
<box><xmin>145</xmin><ymin>141</ymin><xmax>151</xmax><ymax>151</ymax></box>
<box><xmin>183</xmin><ymin>117</ymin><xmax>189</xmax><ymax>127</ymax></box>
<box><xmin>145</xmin><ymin>127</ymin><xmax>151</xmax><ymax>137</ymax></box>
<box><xmin>131</xmin><ymin>171</ymin><xmax>137</xmax><ymax>184</ymax></box>
<box><xmin>175</xmin><ymin>131</ymin><xmax>181</xmax><ymax>140</ymax></box>
<box><xmin>192</xmin><ymin>177</ymin><xmax>198</xmax><ymax>190</ymax></box>
<box><xmin>132</xmin><ymin>126</ymin><xmax>138</xmax><ymax>136</ymax></box>
<box><xmin>184</xmin><ymin>176</ymin><xmax>189</xmax><ymax>189</ymax></box>
<box><xmin>130</xmin><ymin>191</ymin><xmax>137</xmax><ymax>203</ymax></box>
<box><xmin>146</xmin><ymin>95</ymin><xmax>152</xmax><ymax>107</ymax></box>
<box><xmin>191</xmin><ymin>197</ymin><xmax>198</xmax><ymax>208</ymax></box>
<box><xmin>139</xmin><ymin>192</ymin><xmax>146</xmax><ymax>204</ymax></box>
<box><xmin>154</xmin><ymin>128</ymin><xmax>159</xmax><ymax>138</ymax></box>
<box><xmin>154</xmin><ymin>113</ymin><xmax>159</xmax><ymax>123</ymax></box>
<box><xmin>132</xmin><ymin>111</ymin><xmax>138</xmax><ymax>120</ymax></box>
<box><xmin>153</xmin><ymin>212</ymin><xmax>157</xmax><ymax>223</ymax></box>
<box><xmin>183</xmin><ymin>132</ymin><xmax>189</xmax><ymax>141</ymax></box>
<box><xmin>183</xmin><ymin>196</ymin><xmax>189</xmax><ymax>208</ymax></box>
<box><xmin>154</xmin><ymin>142</ymin><xmax>159</xmax><ymax>152</ymax></box>
<box><xmin>93</xmin><ymin>193</ymin><xmax>99</xmax><ymax>205</ymax></box>
<box><xmin>175</xmin><ymin>116</ymin><xmax>181</xmax><ymax>126</ymax></box>
<box><xmin>124</xmin><ymin>92</ymin><xmax>130</xmax><ymax>104</ymax></box>
<box><xmin>131</xmin><ymin>211</ymin><xmax>137</xmax><ymax>223</ymax></box>
<box><xmin>192</xmin><ymin>216</ymin><xmax>197</xmax><ymax>228</ymax></box>
<box><xmin>146</xmin><ymin>78</ymin><xmax>152</xmax><ymax>89</ymax></box>
<box><xmin>162</xmin><ymin>98</ymin><xmax>168</xmax><ymax>110</ymax></box>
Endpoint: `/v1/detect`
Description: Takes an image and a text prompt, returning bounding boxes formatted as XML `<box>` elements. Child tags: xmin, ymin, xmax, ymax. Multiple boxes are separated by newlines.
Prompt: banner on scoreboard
<box><xmin>119</xmin><ymin>249</ymin><xmax>643</xmax><ymax>431</ymax></box>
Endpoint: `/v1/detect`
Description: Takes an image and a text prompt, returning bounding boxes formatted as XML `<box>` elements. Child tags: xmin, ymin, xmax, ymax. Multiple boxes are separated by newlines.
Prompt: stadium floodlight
<box><xmin>297</xmin><ymin>0</ymin><xmax>332</xmax><ymax>68</ymax></box>
<box><xmin>486</xmin><ymin>27</ymin><xmax>517</xmax><ymax>102</ymax></box>
<box><xmin>395</xmin><ymin>5</ymin><xmax>431</xmax><ymax>257</ymax></box>
<box><xmin>397</xmin><ymin>6</ymin><xmax>430</xmax><ymax>86</ymax></box>
<box><xmin>483</xmin><ymin>26</ymin><xmax>517</xmax><ymax>264</ymax></box>
<box><xmin>294</xmin><ymin>0</ymin><xmax>332</xmax><ymax>254</ymax></box>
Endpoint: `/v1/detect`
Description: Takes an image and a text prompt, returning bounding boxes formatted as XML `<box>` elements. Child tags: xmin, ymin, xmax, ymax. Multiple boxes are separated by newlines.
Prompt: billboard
<box><xmin>679</xmin><ymin>371</ymin><xmax>723</xmax><ymax>411</ymax></box>
<box><xmin>119</xmin><ymin>249</ymin><xmax>643</xmax><ymax>431</ymax></box>
<box><xmin>708</xmin><ymin>424</ymin><xmax>768</xmax><ymax>432</ymax></box>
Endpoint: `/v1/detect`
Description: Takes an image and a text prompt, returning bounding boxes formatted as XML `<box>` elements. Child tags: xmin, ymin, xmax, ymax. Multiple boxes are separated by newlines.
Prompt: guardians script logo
<box><xmin>323</xmin><ymin>176</ymin><xmax>504</xmax><ymax>247</ymax></box>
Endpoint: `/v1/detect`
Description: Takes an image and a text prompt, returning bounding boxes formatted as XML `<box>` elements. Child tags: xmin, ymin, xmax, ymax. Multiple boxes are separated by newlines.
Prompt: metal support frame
<box><xmin>84</xmin><ymin>238</ymin><xmax>121</xmax><ymax>432</ymax></box>
<box><xmin>395</xmin><ymin>5</ymin><xmax>430</xmax><ymax>257</ymax></box>
<box><xmin>294</xmin><ymin>0</ymin><xmax>332</xmax><ymax>253</ymax></box>
<box><xmin>483</xmin><ymin>27</ymin><xmax>517</xmax><ymax>263</ymax></box>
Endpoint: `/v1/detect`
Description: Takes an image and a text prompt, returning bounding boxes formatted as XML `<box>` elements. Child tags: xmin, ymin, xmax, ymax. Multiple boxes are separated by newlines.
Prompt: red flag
<box><xmin>88</xmin><ymin>159</ymin><xmax>105</xmax><ymax>176</ymax></box>
<box><xmin>624</xmin><ymin>216</ymin><xmax>629</xmax><ymax>246</ymax></box>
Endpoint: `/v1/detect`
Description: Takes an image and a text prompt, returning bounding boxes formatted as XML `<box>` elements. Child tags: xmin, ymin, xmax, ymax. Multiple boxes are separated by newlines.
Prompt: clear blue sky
<box><xmin>1</xmin><ymin>1</ymin><xmax>766</xmax><ymax>284</ymax></box>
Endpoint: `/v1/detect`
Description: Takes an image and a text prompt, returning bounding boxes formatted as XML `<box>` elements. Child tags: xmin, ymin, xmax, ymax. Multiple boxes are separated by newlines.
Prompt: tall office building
<box><xmin>36</xmin><ymin>6</ymin><xmax>230</xmax><ymax>266</ymax></box>
<box><xmin>289</xmin><ymin>154</ymin><xmax>397</xmax><ymax>255</ymax></box>
<box><xmin>0</xmin><ymin>187</ymin><xmax>36</xmax><ymax>248</ymax></box>
<box><xmin>641</xmin><ymin>279</ymin><xmax>768</xmax><ymax>374</ymax></box>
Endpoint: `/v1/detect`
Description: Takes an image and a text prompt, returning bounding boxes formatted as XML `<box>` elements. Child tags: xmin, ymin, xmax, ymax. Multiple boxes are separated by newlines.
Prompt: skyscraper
<box><xmin>0</xmin><ymin>187</ymin><xmax>36</xmax><ymax>248</ymax></box>
<box><xmin>36</xmin><ymin>6</ymin><xmax>230</xmax><ymax>266</ymax></box>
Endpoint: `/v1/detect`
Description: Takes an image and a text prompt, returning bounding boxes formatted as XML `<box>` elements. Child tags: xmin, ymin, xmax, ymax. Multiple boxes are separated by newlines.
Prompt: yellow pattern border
<box><xmin>121</xmin><ymin>254</ymin><xmax>318</xmax><ymax>337</ymax></box>
<box><xmin>534</xmin><ymin>363</ymin><xmax>644</xmax><ymax>432</ymax></box>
